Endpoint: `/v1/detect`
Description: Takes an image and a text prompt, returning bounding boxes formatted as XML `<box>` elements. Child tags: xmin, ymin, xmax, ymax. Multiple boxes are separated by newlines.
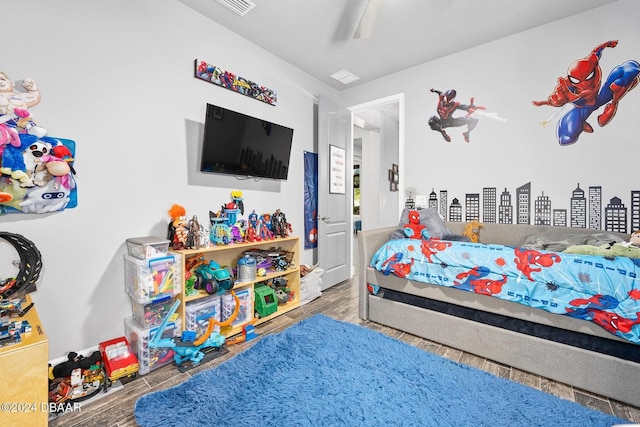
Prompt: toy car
<box><xmin>0</xmin><ymin>278</ymin><xmax>19</xmax><ymax>299</ymax></box>
<box><xmin>99</xmin><ymin>336</ymin><xmax>139</xmax><ymax>388</ymax></box>
<box><xmin>194</xmin><ymin>260</ymin><xmax>233</xmax><ymax>295</ymax></box>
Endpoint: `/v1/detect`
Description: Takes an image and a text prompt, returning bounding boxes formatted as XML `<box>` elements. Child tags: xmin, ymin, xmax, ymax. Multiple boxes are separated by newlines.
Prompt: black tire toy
<box><xmin>0</xmin><ymin>232</ymin><xmax>43</xmax><ymax>299</ymax></box>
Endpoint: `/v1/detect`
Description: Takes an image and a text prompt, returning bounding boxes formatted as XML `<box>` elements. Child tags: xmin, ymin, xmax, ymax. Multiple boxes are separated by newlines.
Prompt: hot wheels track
<box><xmin>0</xmin><ymin>232</ymin><xmax>42</xmax><ymax>299</ymax></box>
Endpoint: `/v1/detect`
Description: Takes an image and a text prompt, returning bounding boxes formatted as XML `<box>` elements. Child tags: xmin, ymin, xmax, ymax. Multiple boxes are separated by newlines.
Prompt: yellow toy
<box><xmin>463</xmin><ymin>220</ymin><xmax>483</xmax><ymax>243</ymax></box>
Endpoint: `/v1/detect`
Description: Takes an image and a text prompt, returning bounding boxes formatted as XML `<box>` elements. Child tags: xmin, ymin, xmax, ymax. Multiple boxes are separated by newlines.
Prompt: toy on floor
<box><xmin>225</xmin><ymin>321</ymin><xmax>259</xmax><ymax>345</ymax></box>
<box><xmin>99</xmin><ymin>336</ymin><xmax>139</xmax><ymax>388</ymax></box>
<box><xmin>150</xmin><ymin>293</ymin><xmax>240</xmax><ymax>367</ymax></box>
<box><xmin>48</xmin><ymin>350</ymin><xmax>105</xmax><ymax>405</ymax></box>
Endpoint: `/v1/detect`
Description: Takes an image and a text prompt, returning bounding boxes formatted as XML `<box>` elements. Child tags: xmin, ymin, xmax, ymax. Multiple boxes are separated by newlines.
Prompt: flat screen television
<box><xmin>200</xmin><ymin>103</ymin><xmax>294</xmax><ymax>180</ymax></box>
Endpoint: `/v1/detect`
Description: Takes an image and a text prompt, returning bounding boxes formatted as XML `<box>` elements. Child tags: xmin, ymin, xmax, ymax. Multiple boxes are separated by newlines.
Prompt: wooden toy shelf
<box><xmin>170</xmin><ymin>236</ymin><xmax>300</xmax><ymax>337</ymax></box>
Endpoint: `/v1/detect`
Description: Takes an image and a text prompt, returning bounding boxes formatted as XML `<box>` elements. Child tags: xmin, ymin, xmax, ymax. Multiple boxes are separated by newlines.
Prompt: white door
<box><xmin>317</xmin><ymin>95</ymin><xmax>351</xmax><ymax>290</ymax></box>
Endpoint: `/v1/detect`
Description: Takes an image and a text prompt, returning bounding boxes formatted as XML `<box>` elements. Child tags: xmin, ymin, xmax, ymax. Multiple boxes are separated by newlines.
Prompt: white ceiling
<box><xmin>179</xmin><ymin>0</ymin><xmax>617</xmax><ymax>91</ymax></box>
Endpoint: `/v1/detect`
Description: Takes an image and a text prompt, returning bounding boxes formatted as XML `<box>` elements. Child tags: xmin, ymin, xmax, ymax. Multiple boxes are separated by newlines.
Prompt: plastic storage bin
<box><xmin>126</xmin><ymin>236</ymin><xmax>170</xmax><ymax>260</ymax></box>
<box><xmin>221</xmin><ymin>288</ymin><xmax>252</xmax><ymax>327</ymax></box>
<box><xmin>124</xmin><ymin>316</ymin><xmax>181</xmax><ymax>375</ymax></box>
<box><xmin>124</xmin><ymin>254</ymin><xmax>181</xmax><ymax>304</ymax></box>
<box><xmin>131</xmin><ymin>295</ymin><xmax>176</xmax><ymax>328</ymax></box>
<box><xmin>185</xmin><ymin>294</ymin><xmax>221</xmax><ymax>336</ymax></box>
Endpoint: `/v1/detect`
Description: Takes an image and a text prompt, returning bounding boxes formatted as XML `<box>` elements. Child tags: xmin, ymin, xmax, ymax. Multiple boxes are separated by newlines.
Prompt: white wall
<box><xmin>2</xmin><ymin>0</ymin><xmax>338</xmax><ymax>358</ymax></box>
<box><xmin>341</xmin><ymin>0</ymin><xmax>639</xmax><ymax>228</ymax></box>
<box><xmin>380</xmin><ymin>112</ymin><xmax>400</xmax><ymax>226</ymax></box>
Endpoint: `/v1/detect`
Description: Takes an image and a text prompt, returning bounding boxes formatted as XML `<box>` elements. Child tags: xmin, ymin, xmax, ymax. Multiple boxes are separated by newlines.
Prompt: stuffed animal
<box><xmin>621</xmin><ymin>230</ymin><xmax>640</xmax><ymax>248</ymax></box>
<box><xmin>0</xmin><ymin>72</ymin><xmax>46</xmax><ymax>137</ymax></box>
<box><xmin>463</xmin><ymin>220</ymin><xmax>483</xmax><ymax>243</ymax></box>
<box><xmin>167</xmin><ymin>204</ymin><xmax>188</xmax><ymax>249</ymax></box>
<box><xmin>0</xmin><ymin>133</ymin><xmax>35</xmax><ymax>182</ymax></box>
<box><xmin>403</xmin><ymin>210</ymin><xmax>430</xmax><ymax>239</ymax></box>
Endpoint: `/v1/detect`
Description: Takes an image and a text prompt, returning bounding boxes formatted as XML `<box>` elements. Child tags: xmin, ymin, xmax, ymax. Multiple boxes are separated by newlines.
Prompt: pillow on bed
<box><xmin>391</xmin><ymin>208</ymin><xmax>469</xmax><ymax>241</ymax></box>
<box><xmin>522</xmin><ymin>232</ymin><xmax>624</xmax><ymax>252</ymax></box>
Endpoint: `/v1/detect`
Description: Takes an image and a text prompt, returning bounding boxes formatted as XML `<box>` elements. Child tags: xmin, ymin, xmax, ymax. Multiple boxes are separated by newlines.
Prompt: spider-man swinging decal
<box><xmin>533</xmin><ymin>40</ymin><xmax>640</xmax><ymax>145</ymax></box>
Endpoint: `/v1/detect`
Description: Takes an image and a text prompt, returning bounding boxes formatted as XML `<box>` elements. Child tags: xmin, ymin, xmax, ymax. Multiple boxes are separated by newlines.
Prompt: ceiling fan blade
<box><xmin>353</xmin><ymin>0</ymin><xmax>385</xmax><ymax>39</ymax></box>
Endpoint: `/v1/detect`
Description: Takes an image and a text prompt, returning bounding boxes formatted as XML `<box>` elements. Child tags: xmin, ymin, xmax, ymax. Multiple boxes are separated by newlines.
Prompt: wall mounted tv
<box><xmin>200</xmin><ymin>103</ymin><xmax>294</xmax><ymax>180</ymax></box>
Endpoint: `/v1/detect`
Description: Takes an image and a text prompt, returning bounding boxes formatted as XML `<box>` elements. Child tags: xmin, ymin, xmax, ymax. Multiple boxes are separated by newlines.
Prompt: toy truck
<box><xmin>99</xmin><ymin>336</ymin><xmax>140</xmax><ymax>388</ymax></box>
<box><xmin>194</xmin><ymin>260</ymin><xmax>233</xmax><ymax>295</ymax></box>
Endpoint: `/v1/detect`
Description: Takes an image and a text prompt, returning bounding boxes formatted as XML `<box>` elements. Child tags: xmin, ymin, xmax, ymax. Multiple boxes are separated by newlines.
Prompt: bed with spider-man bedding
<box><xmin>358</xmin><ymin>222</ymin><xmax>640</xmax><ymax>408</ymax></box>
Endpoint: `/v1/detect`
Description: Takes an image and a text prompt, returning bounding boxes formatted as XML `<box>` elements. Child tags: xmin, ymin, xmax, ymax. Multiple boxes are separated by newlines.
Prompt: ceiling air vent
<box><xmin>216</xmin><ymin>0</ymin><xmax>256</xmax><ymax>16</ymax></box>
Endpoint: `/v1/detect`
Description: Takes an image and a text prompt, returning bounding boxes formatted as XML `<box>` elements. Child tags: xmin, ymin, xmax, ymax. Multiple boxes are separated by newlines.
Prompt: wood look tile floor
<box><xmin>50</xmin><ymin>271</ymin><xmax>640</xmax><ymax>426</ymax></box>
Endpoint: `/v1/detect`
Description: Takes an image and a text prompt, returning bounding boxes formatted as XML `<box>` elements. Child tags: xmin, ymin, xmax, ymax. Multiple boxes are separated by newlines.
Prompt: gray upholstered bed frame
<box><xmin>358</xmin><ymin>222</ymin><xmax>640</xmax><ymax>408</ymax></box>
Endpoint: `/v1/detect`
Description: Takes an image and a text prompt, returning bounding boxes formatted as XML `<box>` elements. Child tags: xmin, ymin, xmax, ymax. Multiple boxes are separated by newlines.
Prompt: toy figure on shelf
<box><xmin>209</xmin><ymin>210</ymin><xmax>231</xmax><ymax>245</ymax></box>
<box><xmin>167</xmin><ymin>204</ymin><xmax>188</xmax><ymax>249</ymax></box>
<box><xmin>271</xmin><ymin>209</ymin><xmax>292</xmax><ymax>238</ymax></box>
<box><xmin>186</xmin><ymin>215</ymin><xmax>208</xmax><ymax>249</ymax></box>
<box><xmin>230</xmin><ymin>220</ymin><xmax>245</xmax><ymax>243</ymax></box>
<box><xmin>223</xmin><ymin>190</ymin><xmax>244</xmax><ymax>227</ymax></box>
<box><xmin>246</xmin><ymin>210</ymin><xmax>261</xmax><ymax>242</ymax></box>
<box><xmin>260</xmin><ymin>213</ymin><xmax>274</xmax><ymax>240</ymax></box>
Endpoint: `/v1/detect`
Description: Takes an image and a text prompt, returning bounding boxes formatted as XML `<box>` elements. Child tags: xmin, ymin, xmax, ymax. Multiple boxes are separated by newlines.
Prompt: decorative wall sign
<box><xmin>329</xmin><ymin>145</ymin><xmax>346</xmax><ymax>194</ymax></box>
<box><xmin>194</xmin><ymin>59</ymin><xmax>277</xmax><ymax>106</ymax></box>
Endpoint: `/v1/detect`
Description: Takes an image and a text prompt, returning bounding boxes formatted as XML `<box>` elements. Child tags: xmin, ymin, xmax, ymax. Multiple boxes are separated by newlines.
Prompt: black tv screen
<box><xmin>200</xmin><ymin>103</ymin><xmax>294</xmax><ymax>180</ymax></box>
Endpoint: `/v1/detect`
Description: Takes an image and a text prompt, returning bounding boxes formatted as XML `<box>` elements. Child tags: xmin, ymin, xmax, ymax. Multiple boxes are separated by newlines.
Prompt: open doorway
<box><xmin>349</xmin><ymin>94</ymin><xmax>403</xmax><ymax>271</ymax></box>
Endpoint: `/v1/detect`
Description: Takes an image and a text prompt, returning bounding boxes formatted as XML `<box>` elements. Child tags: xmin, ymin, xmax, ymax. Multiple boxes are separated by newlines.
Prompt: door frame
<box><xmin>349</xmin><ymin>93</ymin><xmax>405</xmax><ymax>237</ymax></box>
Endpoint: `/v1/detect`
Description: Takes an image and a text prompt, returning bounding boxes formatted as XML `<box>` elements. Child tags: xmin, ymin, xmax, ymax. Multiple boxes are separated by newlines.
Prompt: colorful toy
<box><xmin>48</xmin><ymin>350</ymin><xmax>105</xmax><ymax>405</ymax></box>
<box><xmin>209</xmin><ymin>211</ymin><xmax>231</xmax><ymax>245</ymax></box>
<box><xmin>0</xmin><ymin>72</ymin><xmax>45</xmax><ymax>137</ymax></box>
<box><xmin>246</xmin><ymin>210</ymin><xmax>261</xmax><ymax>241</ymax></box>
<box><xmin>0</xmin><ymin>297</ymin><xmax>33</xmax><ymax>318</ymax></box>
<box><xmin>167</xmin><ymin>204</ymin><xmax>188</xmax><ymax>249</ymax></box>
<box><xmin>254</xmin><ymin>284</ymin><xmax>278</xmax><ymax>319</ymax></box>
<box><xmin>150</xmin><ymin>295</ymin><xmax>240</xmax><ymax>367</ymax></box>
<box><xmin>225</xmin><ymin>321</ymin><xmax>259</xmax><ymax>345</ymax></box>
<box><xmin>230</xmin><ymin>220</ymin><xmax>245</xmax><ymax>243</ymax></box>
<box><xmin>185</xmin><ymin>215</ymin><xmax>208</xmax><ymax>249</ymax></box>
<box><xmin>98</xmin><ymin>336</ymin><xmax>139</xmax><ymax>388</ymax></box>
<box><xmin>223</xmin><ymin>190</ymin><xmax>244</xmax><ymax>226</ymax></box>
<box><xmin>193</xmin><ymin>259</ymin><xmax>233</xmax><ymax>295</ymax></box>
<box><xmin>260</xmin><ymin>213</ymin><xmax>274</xmax><ymax>240</ymax></box>
<box><xmin>0</xmin><ymin>318</ymin><xmax>31</xmax><ymax>347</ymax></box>
<box><xmin>462</xmin><ymin>220</ymin><xmax>483</xmax><ymax>243</ymax></box>
<box><xmin>403</xmin><ymin>210</ymin><xmax>430</xmax><ymax>239</ymax></box>
<box><xmin>271</xmin><ymin>209</ymin><xmax>292</xmax><ymax>237</ymax></box>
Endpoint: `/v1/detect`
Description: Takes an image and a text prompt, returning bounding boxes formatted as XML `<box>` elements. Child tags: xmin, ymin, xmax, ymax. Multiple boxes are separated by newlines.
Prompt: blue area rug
<box><xmin>134</xmin><ymin>315</ymin><xmax>626</xmax><ymax>427</ymax></box>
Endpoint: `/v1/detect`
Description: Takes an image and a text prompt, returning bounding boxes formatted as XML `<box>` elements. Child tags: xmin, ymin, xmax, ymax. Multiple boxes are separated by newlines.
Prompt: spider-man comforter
<box><xmin>370</xmin><ymin>238</ymin><xmax>640</xmax><ymax>345</ymax></box>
